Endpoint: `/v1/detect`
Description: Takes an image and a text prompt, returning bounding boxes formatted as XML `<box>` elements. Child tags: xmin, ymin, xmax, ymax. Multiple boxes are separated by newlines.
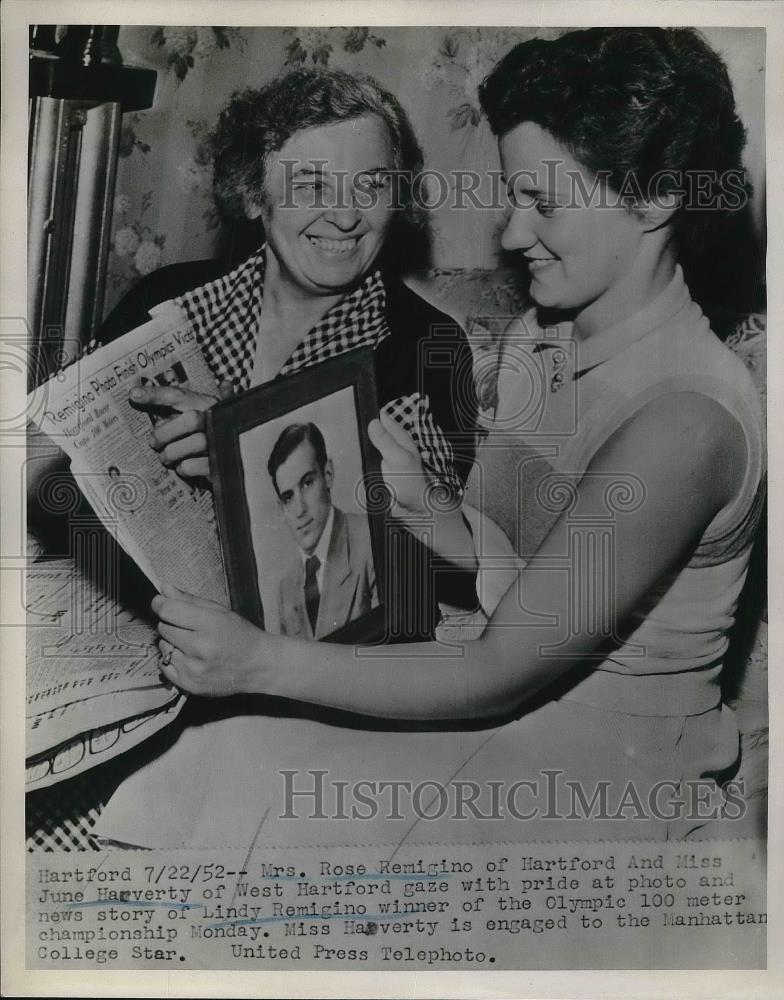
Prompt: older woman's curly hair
<box><xmin>479</xmin><ymin>27</ymin><xmax>750</xmax><ymax>257</ymax></box>
<box><xmin>211</xmin><ymin>68</ymin><xmax>427</xmax><ymax>238</ymax></box>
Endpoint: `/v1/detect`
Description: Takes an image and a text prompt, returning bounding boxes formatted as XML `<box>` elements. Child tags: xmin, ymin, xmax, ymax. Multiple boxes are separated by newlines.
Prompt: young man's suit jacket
<box><xmin>277</xmin><ymin>507</ymin><xmax>376</xmax><ymax>639</ymax></box>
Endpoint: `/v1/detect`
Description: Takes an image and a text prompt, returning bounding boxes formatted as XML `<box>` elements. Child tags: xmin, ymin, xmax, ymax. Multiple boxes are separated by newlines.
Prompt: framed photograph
<box><xmin>208</xmin><ymin>347</ymin><xmax>386</xmax><ymax>643</ymax></box>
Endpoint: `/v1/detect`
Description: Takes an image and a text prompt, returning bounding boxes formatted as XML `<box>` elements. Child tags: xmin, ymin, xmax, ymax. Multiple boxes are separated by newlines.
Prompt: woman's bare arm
<box><xmin>368</xmin><ymin>411</ymin><xmax>477</xmax><ymax>570</ymax></box>
<box><xmin>155</xmin><ymin>392</ymin><xmax>746</xmax><ymax>719</ymax></box>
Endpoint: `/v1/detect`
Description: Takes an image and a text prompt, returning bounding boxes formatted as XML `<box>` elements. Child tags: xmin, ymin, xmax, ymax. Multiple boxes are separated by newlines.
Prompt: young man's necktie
<box><xmin>304</xmin><ymin>555</ymin><xmax>320</xmax><ymax>634</ymax></box>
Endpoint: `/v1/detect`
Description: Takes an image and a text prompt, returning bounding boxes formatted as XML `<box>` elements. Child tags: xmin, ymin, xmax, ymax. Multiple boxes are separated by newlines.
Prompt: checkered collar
<box><xmin>173</xmin><ymin>245</ymin><xmax>391</xmax><ymax>389</ymax></box>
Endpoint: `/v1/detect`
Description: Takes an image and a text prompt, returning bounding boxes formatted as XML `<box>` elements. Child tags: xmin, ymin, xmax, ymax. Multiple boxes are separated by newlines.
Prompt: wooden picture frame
<box><xmin>207</xmin><ymin>347</ymin><xmax>386</xmax><ymax>644</ymax></box>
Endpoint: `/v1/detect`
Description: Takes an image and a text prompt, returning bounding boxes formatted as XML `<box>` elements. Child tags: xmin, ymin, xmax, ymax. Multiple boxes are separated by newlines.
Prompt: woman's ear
<box><xmin>639</xmin><ymin>191</ymin><xmax>681</xmax><ymax>234</ymax></box>
<box><xmin>243</xmin><ymin>194</ymin><xmax>264</xmax><ymax>220</ymax></box>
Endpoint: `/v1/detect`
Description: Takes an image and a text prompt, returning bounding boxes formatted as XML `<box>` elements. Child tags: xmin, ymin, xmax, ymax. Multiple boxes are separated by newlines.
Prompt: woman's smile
<box><xmin>257</xmin><ymin>115</ymin><xmax>396</xmax><ymax>296</ymax></box>
<box><xmin>305</xmin><ymin>234</ymin><xmax>362</xmax><ymax>256</ymax></box>
<box><xmin>526</xmin><ymin>255</ymin><xmax>559</xmax><ymax>273</ymax></box>
<box><xmin>500</xmin><ymin>122</ymin><xmax>646</xmax><ymax>325</ymax></box>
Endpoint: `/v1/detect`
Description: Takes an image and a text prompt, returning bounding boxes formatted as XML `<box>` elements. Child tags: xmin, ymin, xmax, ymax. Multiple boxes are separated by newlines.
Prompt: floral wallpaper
<box><xmin>283</xmin><ymin>27</ymin><xmax>388</xmax><ymax>66</ymax></box>
<box><xmin>106</xmin><ymin>25</ymin><xmax>549</xmax><ymax>310</ymax></box>
<box><xmin>148</xmin><ymin>26</ymin><xmax>247</xmax><ymax>81</ymax></box>
<box><xmin>423</xmin><ymin>28</ymin><xmax>559</xmax><ymax>130</ymax></box>
<box><xmin>106</xmin><ymin>25</ymin><xmax>765</xmax><ymax>315</ymax></box>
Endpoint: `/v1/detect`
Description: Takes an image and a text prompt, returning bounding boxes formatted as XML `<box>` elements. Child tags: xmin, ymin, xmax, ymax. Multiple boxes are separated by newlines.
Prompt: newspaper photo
<box><xmin>28</xmin><ymin>306</ymin><xmax>229</xmax><ymax>602</ymax></box>
<box><xmin>2</xmin><ymin>3</ymin><xmax>780</xmax><ymax>999</ymax></box>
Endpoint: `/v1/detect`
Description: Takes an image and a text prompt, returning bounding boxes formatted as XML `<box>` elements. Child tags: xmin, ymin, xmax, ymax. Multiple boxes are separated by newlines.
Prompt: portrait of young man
<box><xmin>267</xmin><ymin>421</ymin><xmax>377</xmax><ymax>639</ymax></box>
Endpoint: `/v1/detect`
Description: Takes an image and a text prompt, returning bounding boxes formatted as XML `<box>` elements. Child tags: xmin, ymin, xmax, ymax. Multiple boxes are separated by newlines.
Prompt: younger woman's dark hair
<box><xmin>210</xmin><ymin>67</ymin><xmax>427</xmax><ymax>263</ymax></box>
<box><xmin>479</xmin><ymin>27</ymin><xmax>750</xmax><ymax>257</ymax></box>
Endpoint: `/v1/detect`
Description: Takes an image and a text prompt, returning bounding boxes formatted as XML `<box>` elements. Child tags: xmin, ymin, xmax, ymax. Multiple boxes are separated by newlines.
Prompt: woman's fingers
<box><xmin>158</xmin><ymin>649</ymin><xmax>205</xmax><ymax>692</ymax></box>
<box><xmin>150</xmin><ymin>594</ymin><xmax>216</xmax><ymax>631</ymax></box>
<box><xmin>176</xmin><ymin>457</ymin><xmax>210</xmax><ymax>479</ymax></box>
<box><xmin>379</xmin><ymin>410</ymin><xmax>420</xmax><ymax>455</ymax></box>
<box><xmin>159</xmin><ymin>432</ymin><xmax>208</xmax><ymax>467</ymax></box>
<box><xmin>158</xmin><ymin>637</ymin><xmax>174</xmax><ymax>655</ymax></box>
<box><xmin>143</xmin><ymin>401</ymin><xmax>214</xmax><ymax>479</ymax></box>
<box><xmin>130</xmin><ymin>385</ymin><xmax>215</xmax><ymax>413</ymax></box>
<box><xmin>367</xmin><ymin>418</ymin><xmax>385</xmax><ymax>449</ymax></box>
<box><xmin>158</xmin><ymin>620</ymin><xmax>205</xmax><ymax>657</ymax></box>
<box><xmin>159</xmin><ymin>582</ymin><xmax>226</xmax><ymax>608</ymax></box>
<box><xmin>369</xmin><ymin>418</ymin><xmax>418</xmax><ymax>469</ymax></box>
<box><xmin>153</xmin><ymin>595</ymin><xmax>216</xmax><ymax>631</ymax></box>
<box><xmin>158</xmin><ymin>632</ymin><xmax>209</xmax><ymax>691</ymax></box>
<box><xmin>149</xmin><ymin>410</ymin><xmax>205</xmax><ymax>450</ymax></box>
<box><xmin>158</xmin><ymin>652</ymin><xmax>179</xmax><ymax>686</ymax></box>
<box><xmin>158</xmin><ymin>638</ymin><xmax>180</xmax><ymax>670</ymax></box>
<box><xmin>151</xmin><ymin>418</ymin><xmax>211</xmax><ymax>478</ymax></box>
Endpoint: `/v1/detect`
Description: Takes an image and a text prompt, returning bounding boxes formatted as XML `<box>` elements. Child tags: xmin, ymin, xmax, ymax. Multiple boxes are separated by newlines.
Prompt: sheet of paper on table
<box><xmin>25</xmin><ymin>556</ymin><xmax>185</xmax><ymax>790</ymax></box>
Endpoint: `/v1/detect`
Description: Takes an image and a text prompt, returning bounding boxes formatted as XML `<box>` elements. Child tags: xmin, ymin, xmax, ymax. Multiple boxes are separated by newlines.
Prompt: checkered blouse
<box><xmin>174</xmin><ymin>247</ymin><xmax>461</xmax><ymax>495</ymax></box>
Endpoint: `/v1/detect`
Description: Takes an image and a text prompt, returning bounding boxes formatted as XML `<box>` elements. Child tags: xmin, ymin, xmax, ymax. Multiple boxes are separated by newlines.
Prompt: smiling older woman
<box><xmin>111</xmin><ymin>70</ymin><xmax>475</xmax><ymax>485</ymax></box>
<box><xmin>99</xmin><ymin>68</ymin><xmax>479</xmax><ymax>634</ymax></box>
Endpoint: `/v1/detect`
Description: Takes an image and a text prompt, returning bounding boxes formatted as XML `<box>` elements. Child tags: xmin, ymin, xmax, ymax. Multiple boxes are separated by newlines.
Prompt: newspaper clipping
<box><xmin>3</xmin><ymin>4</ymin><xmax>780</xmax><ymax>998</ymax></box>
<box><xmin>29</xmin><ymin>308</ymin><xmax>228</xmax><ymax>601</ymax></box>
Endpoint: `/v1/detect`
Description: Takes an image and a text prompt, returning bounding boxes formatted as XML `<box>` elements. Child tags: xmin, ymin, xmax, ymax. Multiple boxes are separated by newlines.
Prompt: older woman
<box><xmin>100</xmin><ymin>69</ymin><xmax>479</xmax><ymax>634</ymax></box>
<box><xmin>99</xmin><ymin>28</ymin><xmax>764</xmax><ymax>847</ymax></box>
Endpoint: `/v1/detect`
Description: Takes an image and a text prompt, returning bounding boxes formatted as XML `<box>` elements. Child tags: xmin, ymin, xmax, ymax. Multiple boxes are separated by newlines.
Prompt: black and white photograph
<box><xmin>2</xmin><ymin>2</ymin><xmax>780</xmax><ymax>996</ymax></box>
<box><xmin>208</xmin><ymin>350</ymin><xmax>385</xmax><ymax>641</ymax></box>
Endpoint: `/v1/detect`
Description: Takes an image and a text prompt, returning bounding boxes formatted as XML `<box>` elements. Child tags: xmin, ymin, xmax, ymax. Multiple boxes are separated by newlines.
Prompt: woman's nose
<box><xmin>325</xmin><ymin>204</ymin><xmax>362</xmax><ymax>231</ymax></box>
<box><xmin>500</xmin><ymin>207</ymin><xmax>538</xmax><ymax>252</ymax></box>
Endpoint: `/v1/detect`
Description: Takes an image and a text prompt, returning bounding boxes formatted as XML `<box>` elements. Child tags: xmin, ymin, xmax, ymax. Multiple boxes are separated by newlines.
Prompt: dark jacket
<box><xmin>100</xmin><ymin>260</ymin><xmax>479</xmax><ymax>636</ymax></box>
